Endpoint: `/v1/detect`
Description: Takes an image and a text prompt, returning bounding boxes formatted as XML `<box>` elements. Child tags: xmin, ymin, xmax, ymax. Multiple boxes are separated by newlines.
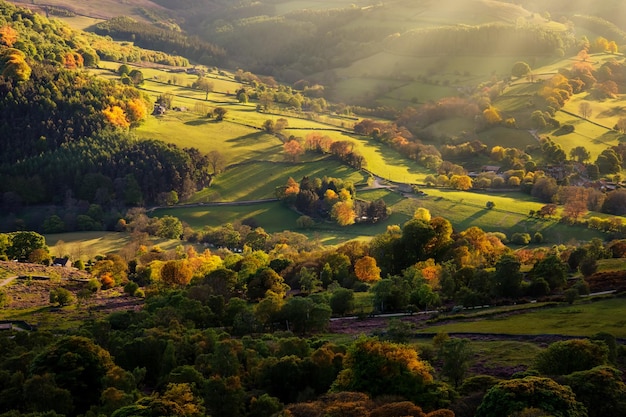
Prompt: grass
<box><xmin>393</xmin><ymin>189</ymin><xmax>608</xmax><ymax>243</ymax></box>
<box><xmin>44</xmin><ymin>231</ymin><xmax>188</xmax><ymax>260</ymax></box>
<box><xmin>152</xmin><ymin>202</ymin><xmax>301</xmax><ymax>233</ymax></box>
<box><xmin>204</xmin><ymin>158</ymin><xmax>367</xmax><ymax>202</ymax></box>
<box><xmin>418</xmin><ymin>297</ymin><xmax>626</xmax><ymax>338</ymax></box>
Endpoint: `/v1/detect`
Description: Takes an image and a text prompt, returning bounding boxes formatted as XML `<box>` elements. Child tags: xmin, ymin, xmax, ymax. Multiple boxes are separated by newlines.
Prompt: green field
<box><xmin>44</xmin><ymin>231</ymin><xmax>190</xmax><ymax>260</ymax></box>
<box><xmin>418</xmin><ymin>297</ymin><xmax>626</xmax><ymax>338</ymax></box>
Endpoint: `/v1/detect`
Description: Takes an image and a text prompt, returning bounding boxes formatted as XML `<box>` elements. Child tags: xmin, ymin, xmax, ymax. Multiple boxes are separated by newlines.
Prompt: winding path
<box><xmin>0</xmin><ymin>276</ymin><xmax>18</xmax><ymax>288</ymax></box>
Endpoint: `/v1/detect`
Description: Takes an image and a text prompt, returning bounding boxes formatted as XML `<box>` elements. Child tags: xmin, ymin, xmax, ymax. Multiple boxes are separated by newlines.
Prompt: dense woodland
<box><xmin>0</xmin><ymin>1</ymin><xmax>213</xmax><ymax>223</ymax></box>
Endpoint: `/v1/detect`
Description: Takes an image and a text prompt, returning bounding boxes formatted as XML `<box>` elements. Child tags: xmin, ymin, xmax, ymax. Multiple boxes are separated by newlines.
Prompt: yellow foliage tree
<box><xmin>450</xmin><ymin>175</ymin><xmax>473</xmax><ymax>191</ymax></box>
<box><xmin>160</xmin><ymin>260</ymin><xmax>193</xmax><ymax>287</ymax></box>
<box><xmin>1</xmin><ymin>48</ymin><xmax>31</xmax><ymax>81</ymax></box>
<box><xmin>413</xmin><ymin>207</ymin><xmax>431</xmax><ymax>222</ymax></box>
<box><xmin>483</xmin><ymin>106</ymin><xmax>502</xmax><ymax>125</ymax></box>
<box><xmin>285</xmin><ymin>177</ymin><xmax>300</xmax><ymax>196</ymax></box>
<box><xmin>354</xmin><ymin>256</ymin><xmax>381</xmax><ymax>283</ymax></box>
<box><xmin>331</xmin><ymin>200</ymin><xmax>356</xmax><ymax>226</ymax></box>
<box><xmin>324</xmin><ymin>189</ymin><xmax>338</xmax><ymax>202</ymax></box>
<box><xmin>0</xmin><ymin>25</ymin><xmax>18</xmax><ymax>47</ymax></box>
<box><xmin>125</xmin><ymin>98</ymin><xmax>148</xmax><ymax>126</ymax></box>
<box><xmin>333</xmin><ymin>337</ymin><xmax>434</xmax><ymax>402</ymax></box>
<box><xmin>102</xmin><ymin>105</ymin><xmax>130</xmax><ymax>129</ymax></box>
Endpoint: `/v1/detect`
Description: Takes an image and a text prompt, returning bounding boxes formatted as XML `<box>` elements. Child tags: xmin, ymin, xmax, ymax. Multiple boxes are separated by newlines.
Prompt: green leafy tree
<box><xmin>475</xmin><ymin>377</ymin><xmax>587</xmax><ymax>417</ymax></box>
<box><xmin>530</xmin><ymin>255</ymin><xmax>567</xmax><ymax>291</ymax></box>
<box><xmin>282</xmin><ymin>296</ymin><xmax>331</xmax><ymax>334</ymax></box>
<box><xmin>330</xmin><ymin>288</ymin><xmax>355</xmax><ymax>316</ymax></box>
<box><xmin>512</xmin><ymin>61</ymin><xmax>531</xmax><ymax>78</ymax></box>
<box><xmin>440</xmin><ymin>338</ymin><xmax>473</xmax><ymax>388</ymax></box>
<box><xmin>156</xmin><ymin>215</ymin><xmax>183</xmax><ymax>239</ymax></box>
<box><xmin>535</xmin><ymin>339</ymin><xmax>608</xmax><ymax>376</ymax></box>
<box><xmin>493</xmin><ymin>255</ymin><xmax>523</xmax><ymax>298</ymax></box>
<box><xmin>7</xmin><ymin>231</ymin><xmax>48</xmax><ymax>261</ymax></box>
<box><xmin>49</xmin><ymin>287</ymin><xmax>75</xmax><ymax>307</ymax></box>
<box><xmin>562</xmin><ymin>366</ymin><xmax>626</xmax><ymax>417</ymax></box>
<box><xmin>30</xmin><ymin>336</ymin><xmax>117</xmax><ymax>414</ymax></box>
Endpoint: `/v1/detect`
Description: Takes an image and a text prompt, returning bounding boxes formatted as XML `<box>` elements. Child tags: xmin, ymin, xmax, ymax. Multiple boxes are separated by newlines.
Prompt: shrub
<box><xmin>511</xmin><ymin>233</ymin><xmax>531</xmax><ymax>245</ymax></box>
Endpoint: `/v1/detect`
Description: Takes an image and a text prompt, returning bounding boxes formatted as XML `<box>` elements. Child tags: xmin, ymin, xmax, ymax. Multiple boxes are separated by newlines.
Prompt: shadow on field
<box><xmin>184</xmin><ymin>119</ymin><xmax>213</xmax><ymax>126</ymax></box>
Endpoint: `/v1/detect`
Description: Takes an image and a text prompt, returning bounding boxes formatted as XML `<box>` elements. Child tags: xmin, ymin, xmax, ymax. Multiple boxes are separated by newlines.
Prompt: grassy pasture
<box><xmin>476</xmin><ymin>126</ymin><xmax>537</xmax><ymax>149</ymax></box>
<box><xmin>551</xmin><ymin>109</ymin><xmax>621</xmax><ymax>161</ymax></box>
<box><xmin>418</xmin><ymin>297</ymin><xmax>626</xmax><ymax>338</ymax></box>
<box><xmin>44</xmin><ymin>231</ymin><xmax>186</xmax><ymax>260</ymax></box>
<box><xmin>151</xmin><ymin>200</ymin><xmax>410</xmax><ymax>245</ymax></box>
<box><xmin>203</xmin><ymin>158</ymin><xmax>367</xmax><ymax>202</ymax></box>
<box><xmin>395</xmin><ymin>189</ymin><xmax>607</xmax><ymax>243</ymax></box>
<box><xmin>152</xmin><ymin>201</ymin><xmax>301</xmax><ymax>233</ymax></box>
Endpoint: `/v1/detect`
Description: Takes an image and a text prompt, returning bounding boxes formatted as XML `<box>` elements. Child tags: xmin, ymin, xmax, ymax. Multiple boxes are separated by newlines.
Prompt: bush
<box><xmin>533</xmin><ymin>232</ymin><xmax>543</xmax><ymax>243</ymax></box>
<box><xmin>486</xmin><ymin>201</ymin><xmax>495</xmax><ymax>209</ymax></box>
<box><xmin>124</xmin><ymin>281</ymin><xmax>139</xmax><ymax>296</ymax></box>
<box><xmin>511</xmin><ymin>233</ymin><xmax>531</xmax><ymax>245</ymax></box>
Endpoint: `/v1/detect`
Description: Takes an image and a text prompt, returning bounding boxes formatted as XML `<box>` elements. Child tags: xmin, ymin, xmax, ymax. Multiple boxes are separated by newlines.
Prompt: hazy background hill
<box><xmin>10</xmin><ymin>0</ymin><xmax>626</xmax><ymax>107</ymax></box>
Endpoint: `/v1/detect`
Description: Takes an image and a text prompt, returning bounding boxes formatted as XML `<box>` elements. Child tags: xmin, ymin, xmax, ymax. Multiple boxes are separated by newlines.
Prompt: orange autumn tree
<box><xmin>125</xmin><ymin>98</ymin><xmax>148</xmax><ymax>127</ymax></box>
<box><xmin>354</xmin><ymin>256</ymin><xmax>381</xmax><ymax>283</ymax></box>
<box><xmin>0</xmin><ymin>25</ymin><xmax>18</xmax><ymax>47</ymax></box>
<box><xmin>284</xmin><ymin>139</ymin><xmax>304</xmax><ymax>162</ymax></box>
<box><xmin>332</xmin><ymin>337</ymin><xmax>439</xmax><ymax>405</ymax></box>
<box><xmin>160</xmin><ymin>259</ymin><xmax>193</xmax><ymax>287</ymax></box>
<box><xmin>103</xmin><ymin>105</ymin><xmax>130</xmax><ymax>129</ymax></box>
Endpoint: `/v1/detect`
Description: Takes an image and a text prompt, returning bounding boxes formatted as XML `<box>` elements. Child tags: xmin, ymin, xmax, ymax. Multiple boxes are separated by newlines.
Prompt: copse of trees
<box><xmin>277</xmin><ymin>175</ymin><xmax>387</xmax><ymax>227</ymax></box>
<box><xmin>94</xmin><ymin>16</ymin><xmax>225</xmax><ymax>66</ymax></box>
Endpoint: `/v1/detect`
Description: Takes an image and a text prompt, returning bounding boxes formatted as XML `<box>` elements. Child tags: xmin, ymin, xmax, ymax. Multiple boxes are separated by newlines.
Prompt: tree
<box><xmin>213</xmin><ymin>107</ymin><xmax>228</xmax><ymax>121</ymax></box>
<box><xmin>531</xmin><ymin>177</ymin><xmax>559</xmax><ymax>203</ymax></box>
<box><xmin>535</xmin><ymin>339</ymin><xmax>608</xmax><ymax>376</ymax></box>
<box><xmin>578</xmin><ymin>102</ymin><xmax>592</xmax><ymax>119</ymax></box>
<box><xmin>103</xmin><ymin>105</ymin><xmax>130</xmax><ymax>129</ymax></box>
<box><xmin>247</xmin><ymin>268</ymin><xmax>289</xmax><ymax>301</ymax></box>
<box><xmin>194</xmin><ymin>76</ymin><xmax>214</xmax><ymax>100</ymax></box>
<box><xmin>530</xmin><ymin>255</ymin><xmax>567</xmax><ymax>291</ymax></box>
<box><xmin>330</xmin><ymin>288</ymin><xmax>355</xmax><ymax>316</ymax></box>
<box><xmin>475</xmin><ymin>377</ymin><xmax>587</xmax><ymax>417</ymax></box>
<box><xmin>450</xmin><ymin>175</ymin><xmax>472</xmax><ymax>191</ymax></box>
<box><xmin>570</xmin><ymin>146</ymin><xmax>590</xmax><ymax>163</ymax></box>
<box><xmin>563</xmin><ymin>366</ymin><xmax>626</xmax><ymax>417</ymax></box>
<box><xmin>161</xmin><ymin>260</ymin><xmax>193</xmax><ymax>287</ymax></box>
<box><xmin>49</xmin><ymin>287</ymin><xmax>75</xmax><ymax>307</ymax></box>
<box><xmin>156</xmin><ymin>215</ymin><xmax>183</xmax><ymax>239</ymax></box>
<box><xmin>512</xmin><ymin>61</ymin><xmax>531</xmax><ymax>78</ymax></box>
<box><xmin>331</xmin><ymin>200</ymin><xmax>356</xmax><ymax>226</ymax></box>
<box><xmin>30</xmin><ymin>336</ymin><xmax>117</xmax><ymax>415</ymax></box>
<box><xmin>126</xmin><ymin>69</ymin><xmax>143</xmax><ymax>86</ymax></box>
<box><xmin>354</xmin><ymin>256</ymin><xmax>381</xmax><ymax>283</ymax></box>
<box><xmin>493</xmin><ymin>255</ymin><xmax>523</xmax><ymax>298</ymax></box>
<box><xmin>284</xmin><ymin>139</ymin><xmax>304</xmax><ymax>162</ymax></box>
<box><xmin>282</xmin><ymin>296</ymin><xmax>331</xmax><ymax>334</ymax></box>
<box><xmin>440</xmin><ymin>338</ymin><xmax>473</xmax><ymax>388</ymax></box>
<box><xmin>0</xmin><ymin>25</ymin><xmax>18</xmax><ymax>47</ymax></box>
<box><xmin>207</xmin><ymin>150</ymin><xmax>226</xmax><ymax>175</ymax></box>
<box><xmin>7</xmin><ymin>231</ymin><xmax>48</xmax><ymax>261</ymax></box>
<box><xmin>602</xmin><ymin>190</ymin><xmax>626</xmax><ymax>215</ymax></box>
<box><xmin>332</xmin><ymin>337</ymin><xmax>439</xmax><ymax>405</ymax></box>
<box><xmin>483</xmin><ymin>106</ymin><xmax>502</xmax><ymax>125</ymax></box>
<box><xmin>595</xmin><ymin>149</ymin><xmax>622</xmax><ymax>174</ymax></box>
<box><xmin>0</xmin><ymin>48</ymin><xmax>31</xmax><ymax>81</ymax></box>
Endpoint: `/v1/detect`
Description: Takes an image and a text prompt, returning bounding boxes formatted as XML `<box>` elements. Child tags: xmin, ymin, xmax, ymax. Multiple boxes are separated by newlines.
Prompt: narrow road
<box><xmin>0</xmin><ymin>276</ymin><xmax>18</xmax><ymax>288</ymax></box>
